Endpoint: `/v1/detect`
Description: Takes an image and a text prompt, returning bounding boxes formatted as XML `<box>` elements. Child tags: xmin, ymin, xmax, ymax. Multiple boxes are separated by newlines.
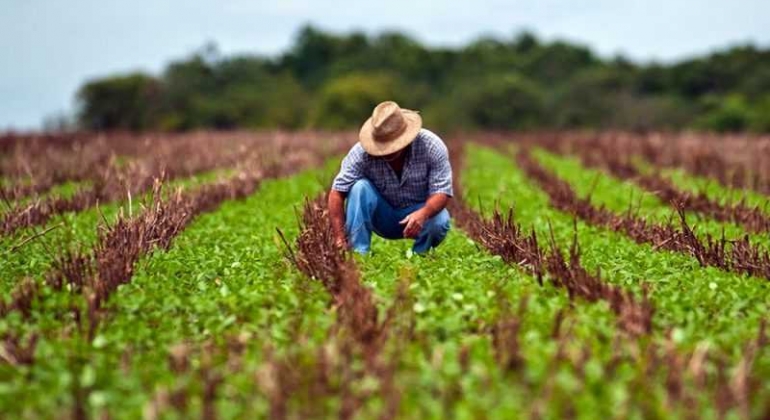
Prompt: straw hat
<box><xmin>359</xmin><ymin>101</ymin><xmax>422</xmax><ymax>156</ymax></box>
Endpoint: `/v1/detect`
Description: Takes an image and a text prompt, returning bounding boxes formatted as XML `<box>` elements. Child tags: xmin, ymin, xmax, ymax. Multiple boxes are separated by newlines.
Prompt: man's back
<box><xmin>332</xmin><ymin>128</ymin><xmax>453</xmax><ymax>209</ymax></box>
<box><xmin>328</xmin><ymin>101</ymin><xmax>453</xmax><ymax>254</ymax></box>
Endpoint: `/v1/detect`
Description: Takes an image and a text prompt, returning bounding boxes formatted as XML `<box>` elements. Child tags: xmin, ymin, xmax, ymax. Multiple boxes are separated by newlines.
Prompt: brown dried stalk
<box><xmin>515</xmin><ymin>147</ymin><xmax>770</xmax><ymax>282</ymax></box>
<box><xmin>450</xmin><ymin>144</ymin><xmax>653</xmax><ymax>336</ymax></box>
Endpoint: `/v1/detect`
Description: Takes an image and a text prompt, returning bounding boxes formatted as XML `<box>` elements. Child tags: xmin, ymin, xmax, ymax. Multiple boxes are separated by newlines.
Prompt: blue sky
<box><xmin>2</xmin><ymin>0</ymin><xmax>769</xmax><ymax>130</ymax></box>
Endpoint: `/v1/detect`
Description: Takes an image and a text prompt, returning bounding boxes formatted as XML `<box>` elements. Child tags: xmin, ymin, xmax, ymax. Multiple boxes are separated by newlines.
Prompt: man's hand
<box><xmin>334</xmin><ymin>233</ymin><xmax>348</xmax><ymax>250</ymax></box>
<box><xmin>400</xmin><ymin>209</ymin><xmax>429</xmax><ymax>239</ymax></box>
<box><xmin>329</xmin><ymin>190</ymin><xmax>348</xmax><ymax>250</ymax></box>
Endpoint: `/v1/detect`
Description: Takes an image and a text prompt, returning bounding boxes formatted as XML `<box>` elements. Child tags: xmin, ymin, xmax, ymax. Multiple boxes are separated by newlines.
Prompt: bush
<box><xmin>308</xmin><ymin>72</ymin><xmax>404</xmax><ymax>129</ymax></box>
<box><xmin>695</xmin><ymin>94</ymin><xmax>754</xmax><ymax>132</ymax></box>
<box><xmin>77</xmin><ymin>73</ymin><xmax>161</xmax><ymax>130</ymax></box>
<box><xmin>463</xmin><ymin>73</ymin><xmax>546</xmax><ymax>130</ymax></box>
<box><xmin>749</xmin><ymin>95</ymin><xmax>770</xmax><ymax>132</ymax></box>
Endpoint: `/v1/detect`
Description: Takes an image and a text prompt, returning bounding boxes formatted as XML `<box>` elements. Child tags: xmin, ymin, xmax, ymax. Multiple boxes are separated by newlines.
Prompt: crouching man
<box><xmin>329</xmin><ymin>101</ymin><xmax>453</xmax><ymax>254</ymax></box>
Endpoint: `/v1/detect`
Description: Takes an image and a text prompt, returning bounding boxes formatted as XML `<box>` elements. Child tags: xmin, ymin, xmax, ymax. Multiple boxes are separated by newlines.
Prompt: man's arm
<box><xmin>400</xmin><ymin>131</ymin><xmax>454</xmax><ymax>238</ymax></box>
<box><xmin>328</xmin><ymin>189</ymin><xmax>348</xmax><ymax>248</ymax></box>
<box><xmin>400</xmin><ymin>193</ymin><xmax>450</xmax><ymax>238</ymax></box>
<box><xmin>329</xmin><ymin>144</ymin><xmax>366</xmax><ymax>249</ymax></box>
<box><xmin>421</xmin><ymin>193</ymin><xmax>450</xmax><ymax>218</ymax></box>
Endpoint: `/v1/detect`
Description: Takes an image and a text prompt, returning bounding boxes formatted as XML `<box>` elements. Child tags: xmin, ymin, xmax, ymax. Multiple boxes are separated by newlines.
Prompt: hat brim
<box><xmin>358</xmin><ymin>110</ymin><xmax>422</xmax><ymax>156</ymax></box>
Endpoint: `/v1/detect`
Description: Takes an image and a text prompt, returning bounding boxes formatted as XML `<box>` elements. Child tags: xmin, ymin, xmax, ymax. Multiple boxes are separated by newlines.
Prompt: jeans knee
<box><xmin>348</xmin><ymin>179</ymin><xmax>375</xmax><ymax>199</ymax></box>
<box><xmin>425</xmin><ymin>210</ymin><xmax>451</xmax><ymax>236</ymax></box>
<box><xmin>346</xmin><ymin>179</ymin><xmax>378</xmax><ymax>216</ymax></box>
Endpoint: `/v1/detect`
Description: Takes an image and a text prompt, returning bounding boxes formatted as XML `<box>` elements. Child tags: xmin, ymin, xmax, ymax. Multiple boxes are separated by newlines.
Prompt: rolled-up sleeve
<box><xmin>331</xmin><ymin>144</ymin><xmax>366</xmax><ymax>193</ymax></box>
<box><xmin>427</xmin><ymin>139</ymin><xmax>453</xmax><ymax>197</ymax></box>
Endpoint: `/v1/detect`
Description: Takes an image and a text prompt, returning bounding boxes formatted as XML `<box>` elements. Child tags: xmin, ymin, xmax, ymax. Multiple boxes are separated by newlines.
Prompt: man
<box><xmin>329</xmin><ymin>101</ymin><xmax>453</xmax><ymax>254</ymax></box>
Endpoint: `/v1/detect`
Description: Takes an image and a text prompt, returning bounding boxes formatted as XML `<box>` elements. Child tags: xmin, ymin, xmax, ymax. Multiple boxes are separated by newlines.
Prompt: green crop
<box><xmin>0</xmin><ymin>163</ymin><xmax>337</xmax><ymax>417</ymax></box>
<box><xmin>0</xmin><ymin>168</ymin><xmax>234</xmax><ymax>294</ymax></box>
<box><xmin>463</xmin><ymin>145</ymin><xmax>770</xmax><ymax>348</ymax></box>
<box><xmin>662</xmin><ymin>166</ymin><xmax>770</xmax><ymax>211</ymax></box>
<box><xmin>533</xmin><ymin>148</ymin><xmax>770</xmax><ymax>248</ymax></box>
<box><xmin>1</xmin><ymin>144</ymin><xmax>768</xmax><ymax>419</ymax></box>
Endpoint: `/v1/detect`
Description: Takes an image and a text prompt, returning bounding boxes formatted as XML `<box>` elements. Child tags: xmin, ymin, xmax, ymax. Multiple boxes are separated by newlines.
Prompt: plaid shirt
<box><xmin>332</xmin><ymin>128</ymin><xmax>453</xmax><ymax>209</ymax></box>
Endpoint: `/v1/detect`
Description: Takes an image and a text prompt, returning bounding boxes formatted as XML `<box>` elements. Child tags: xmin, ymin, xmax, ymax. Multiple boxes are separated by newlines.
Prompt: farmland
<box><xmin>1</xmin><ymin>131</ymin><xmax>769</xmax><ymax>419</ymax></box>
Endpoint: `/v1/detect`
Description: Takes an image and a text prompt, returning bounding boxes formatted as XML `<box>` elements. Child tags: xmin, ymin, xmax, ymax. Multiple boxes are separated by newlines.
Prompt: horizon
<box><xmin>2</xmin><ymin>0</ymin><xmax>769</xmax><ymax>131</ymax></box>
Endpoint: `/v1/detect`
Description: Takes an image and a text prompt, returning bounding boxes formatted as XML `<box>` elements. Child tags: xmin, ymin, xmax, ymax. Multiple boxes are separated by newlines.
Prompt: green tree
<box><xmin>77</xmin><ymin>73</ymin><xmax>161</xmax><ymax>130</ymax></box>
<box><xmin>308</xmin><ymin>72</ymin><xmax>404</xmax><ymax>129</ymax></box>
<box><xmin>695</xmin><ymin>94</ymin><xmax>754</xmax><ymax>132</ymax></box>
<box><xmin>283</xmin><ymin>25</ymin><xmax>370</xmax><ymax>88</ymax></box>
<box><xmin>550</xmin><ymin>66</ymin><xmax>632</xmax><ymax>128</ymax></box>
<box><xmin>158</xmin><ymin>52</ymin><xmax>218</xmax><ymax>130</ymax></box>
<box><xmin>217</xmin><ymin>73</ymin><xmax>308</xmax><ymax>129</ymax></box>
<box><xmin>463</xmin><ymin>73</ymin><xmax>545</xmax><ymax>130</ymax></box>
<box><xmin>72</xmin><ymin>28</ymin><xmax>770</xmax><ymax>133</ymax></box>
<box><xmin>523</xmin><ymin>41</ymin><xmax>598</xmax><ymax>84</ymax></box>
<box><xmin>749</xmin><ymin>95</ymin><xmax>770</xmax><ymax>132</ymax></box>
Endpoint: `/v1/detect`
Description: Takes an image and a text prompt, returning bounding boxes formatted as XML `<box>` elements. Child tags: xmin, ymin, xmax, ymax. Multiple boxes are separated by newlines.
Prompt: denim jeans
<box><xmin>345</xmin><ymin>179</ymin><xmax>451</xmax><ymax>254</ymax></box>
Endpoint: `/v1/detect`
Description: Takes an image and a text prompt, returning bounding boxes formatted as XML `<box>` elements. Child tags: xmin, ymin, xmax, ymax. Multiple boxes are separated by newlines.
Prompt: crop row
<box><xmin>529</xmin><ymin>147</ymin><xmax>770</xmax><ymax>267</ymax></box>
<box><xmin>0</xmin><ymin>132</ymin><xmax>352</xmax><ymax>237</ymax></box>
<box><xmin>447</xmin><ymin>147</ymin><xmax>652</xmax><ymax>336</ymax></box>
<box><xmin>335</xmin><ymin>143</ymin><xmax>770</xmax><ymax>418</ymax></box>
<box><xmin>532</xmin><ymin>133</ymin><xmax>770</xmax><ymax>235</ymax></box>
<box><xmin>0</xmin><ymin>140</ymin><xmax>344</xmax><ymax>357</ymax></box>
<box><xmin>282</xmin><ymin>183</ymin><xmax>736</xmax><ymax>418</ymax></box>
<box><xmin>83</xmin><ymin>166</ymin><xmax>339</xmax><ymax>419</ymax></box>
<box><xmin>2</xmin><ymin>170</ymin><xmax>265</xmax><ymax>372</ymax></box>
<box><xmin>0</xmin><ymin>169</ymin><xmax>222</xmax><ymax>296</ymax></box>
<box><xmin>458</xmin><ymin>144</ymin><xmax>770</xmax><ymax>417</ymax></box>
<box><xmin>0</xmin><ymin>131</ymin><xmax>354</xmax><ymax>183</ymax></box>
<box><xmin>521</xmin><ymin>131</ymin><xmax>770</xmax><ymax>195</ymax></box>
<box><xmin>2</xmin><ymin>143</ymin><xmax>339</xmax><ymax>320</ymax></box>
<box><xmin>278</xmin><ymin>142</ymin><xmax>770</xmax><ymax>418</ymax></box>
<box><xmin>509</xmin><ymin>146</ymin><xmax>770</xmax><ymax>282</ymax></box>
<box><xmin>463</xmin><ymin>144</ymin><xmax>768</xmax><ymax>345</ymax></box>
<box><xmin>290</xmin><ymin>194</ymin><xmax>407</xmax><ymax>419</ymax></box>
<box><xmin>447</xmin><ymin>145</ymin><xmax>769</xmax><ymax>415</ymax></box>
<box><xmin>1</xmin><ymin>136</ymin><xmax>769</xmax><ymax>418</ymax></box>
<box><xmin>0</xmin><ymin>156</ymin><xmax>345</xmax><ymax>417</ymax></box>
<box><xmin>0</xmin><ymin>133</ymin><xmax>351</xmax><ymax>295</ymax></box>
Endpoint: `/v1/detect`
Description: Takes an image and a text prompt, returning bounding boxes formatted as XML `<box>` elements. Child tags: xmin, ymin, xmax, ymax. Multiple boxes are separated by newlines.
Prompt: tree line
<box><xmin>76</xmin><ymin>25</ymin><xmax>770</xmax><ymax>133</ymax></box>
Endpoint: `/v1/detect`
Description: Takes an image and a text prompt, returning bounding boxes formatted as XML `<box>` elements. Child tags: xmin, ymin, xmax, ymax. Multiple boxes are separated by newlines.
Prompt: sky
<box><xmin>2</xmin><ymin>0</ymin><xmax>769</xmax><ymax>131</ymax></box>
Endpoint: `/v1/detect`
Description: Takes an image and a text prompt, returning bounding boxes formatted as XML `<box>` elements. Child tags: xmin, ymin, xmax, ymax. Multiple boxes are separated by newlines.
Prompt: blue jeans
<box><xmin>345</xmin><ymin>179</ymin><xmax>450</xmax><ymax>254</ymax></box>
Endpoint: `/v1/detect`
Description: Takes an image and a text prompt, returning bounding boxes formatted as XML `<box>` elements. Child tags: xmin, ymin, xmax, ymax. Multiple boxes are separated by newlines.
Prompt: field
<box><xmin>1</xmin><ymin>130</ymin><xmax>769</xmax><ymax>419</ymax></box>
